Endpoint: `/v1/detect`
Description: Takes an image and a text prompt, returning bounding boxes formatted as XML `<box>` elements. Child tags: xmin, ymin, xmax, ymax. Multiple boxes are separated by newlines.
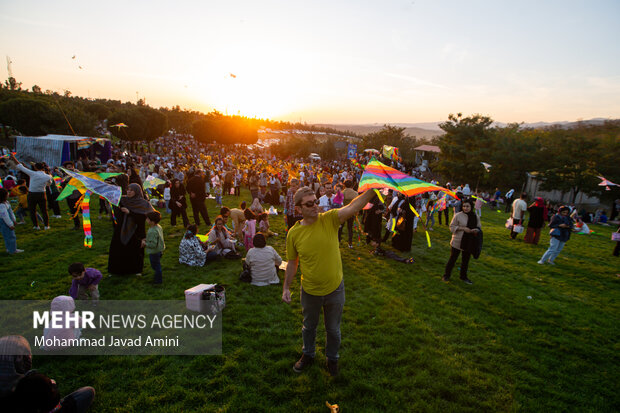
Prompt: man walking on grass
<box><xmin>282</xmin><ymin>186</ymin><xmax>376</xmax><ymax>376</ymax></box>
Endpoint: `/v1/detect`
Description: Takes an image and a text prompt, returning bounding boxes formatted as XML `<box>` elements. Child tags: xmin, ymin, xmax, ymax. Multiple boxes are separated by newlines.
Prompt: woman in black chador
<box><xmin>108</xmin><ymin>183</ymin><xmax>154</xmax><ymax>275</ymax></box>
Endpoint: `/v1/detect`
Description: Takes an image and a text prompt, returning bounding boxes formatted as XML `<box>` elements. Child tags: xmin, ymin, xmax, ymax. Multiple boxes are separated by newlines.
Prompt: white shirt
<box><xmin>512</xmin><ymin>199</ymin><xmax>527</xmax><ymax>219</ymax></box>
<box><xmin>318</xmin><ymin>194</ymin><xmax>335</xmax><ymax>212</ymax></box>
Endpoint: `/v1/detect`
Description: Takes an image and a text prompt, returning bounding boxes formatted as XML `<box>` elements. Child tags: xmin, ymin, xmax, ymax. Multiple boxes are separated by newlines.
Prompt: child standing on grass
<box><xmin>0</xmin><ymin>188</ymin><xmax>22</xmax><ymax>254</ymax></box>
<box><xmin>243</xmin><ymin>208</ymin><xmax>257</xmax><ymax>250</ymax></box>
<box><xmin>68</xmin><ymin>262</ymin><xmax>102</xmax><ymax>304</ymax></box>
<box><xmin>144</xmin><ymin>210</ymin><xmax>165</xmax><ymax>284</ymax></box>
<box><xmin>214</xmin><ymin>182</ymin><xmax>223</xmax><ymax>208</ymax></box>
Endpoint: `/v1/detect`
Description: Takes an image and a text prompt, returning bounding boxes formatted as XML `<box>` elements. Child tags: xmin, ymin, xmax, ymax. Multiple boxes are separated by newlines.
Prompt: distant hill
<box><xmin>313</xmin><ymin>124</ymin><xmax>443</xmax><ymax>139</ymax></box>
<box><xmin>314</xmin><ymin>118</ymin><xmax>619</xmax><ymax>138</ymax></box>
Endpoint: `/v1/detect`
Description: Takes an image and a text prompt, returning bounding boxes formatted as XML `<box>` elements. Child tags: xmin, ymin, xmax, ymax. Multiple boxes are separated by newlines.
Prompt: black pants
<box><xmin>338</xmin><ymin>216</ymin><xmax>355</xmax><ymax>244</ymax></box>
<box><xmin>67</xmin><ymin>198</ymin><xmax>81</xmax><ymax>228</ymax></box>
<box><xmin>190</xmin><ymin>198</ymin><xmax>211</xmax><ymax>227</ymax></box>
<box><xmin>28</xmin><ymin>192</ymin><xmax>49</xmax><ymax>227</ymax></box>
<box><xmin>46</xmin><ymin>187</ymin><xmax>61</xmax><ymax>216</ymax></box>
<box><xmin>438</xmin><ymin>209</ymin><xmax>450</xmax><ymax>225</ymax></box>
<box><xmin>443</xmin><ymin>247</ymin><xmax>471</xmax><ymax>280</ymax></box>
<box><xmin>171</xmin><ymin>207</ymin><xmax>190</xmax><ymax>228</ymax></box>
<box><xmin>613</xmin><ymin>241</ymin><xmax>620</xmax><ymax>257</ymax></box>
<box><xmin>510</xmin><ymin>218</ymin><xmax>523</xmax><ymax>239</ymax></box>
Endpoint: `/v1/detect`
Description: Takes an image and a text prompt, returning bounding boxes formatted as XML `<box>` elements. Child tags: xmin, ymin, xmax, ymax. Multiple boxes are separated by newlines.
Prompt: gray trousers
<box><xmin>78</xmin><ymin>285</ymin><xmax>100</xmax><ymax>304</ymax></box>
<box><xmin>301</xmin><ymin>280</ymin><xmax>345</xmax><ymax>361</ymax></box>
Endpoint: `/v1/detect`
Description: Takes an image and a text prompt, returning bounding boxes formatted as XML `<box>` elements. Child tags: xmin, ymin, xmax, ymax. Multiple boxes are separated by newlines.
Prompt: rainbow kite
<box><xmin>359</xmin><ymin>158</ymin><xmax>457</xmax><ymax>198</ymax></box>
<box><xmin>431</xmin><ymin>193</ymin><xmax>448</xmax><ymax>213</ymax></box>
<box><xmin>81</xmin><ymin>191</ymin><xmax>93</xmax><ymax>248</ymax></box>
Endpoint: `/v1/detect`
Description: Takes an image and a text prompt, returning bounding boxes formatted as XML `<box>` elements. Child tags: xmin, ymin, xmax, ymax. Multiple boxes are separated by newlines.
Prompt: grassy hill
<box><xmin>2</xmin><ymin>190</ymin><xmax>618</xmax><ymax>412</ymax></box>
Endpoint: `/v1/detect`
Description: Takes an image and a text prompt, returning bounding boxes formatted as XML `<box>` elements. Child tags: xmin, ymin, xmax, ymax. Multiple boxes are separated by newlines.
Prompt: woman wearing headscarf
<box><xmin>207</xmin><ymin>215</ymin><xmax>238</xmax><ymax>258</ymax></box>
<box><xmin>538</xmin><ymin>206</ymin><xmax>574</xmax><ymax>265</ymax></box>
<box><xmin>524</xmin><ymin>197</ymin><xmax>547</xmax><ymax>245</ymax></box>
<box><xmin>170</xmin><ymin>178</ymin><xmax>190</xmax><ymax>227</ymax></box>
<box><xmin>108</xmin><ymin>183</ymin><xmax>154</xmax><ymax>275</ymax></box>
<box><xmin>442</xmin><ymin>198</ymin><xmax>481</xmax><ymax>284</ymax></box>
<box><xmin>392</xmin><ymin>196</ymin><xmax>415</xmax><ymax>253</ymax></box>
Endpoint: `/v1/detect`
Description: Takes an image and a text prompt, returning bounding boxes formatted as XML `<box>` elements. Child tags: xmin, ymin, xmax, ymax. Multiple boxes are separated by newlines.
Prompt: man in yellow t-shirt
<box><xmin>283</xmin><ymin>185</ymin><xmax>375</xmax><ymax>376</ymax></box>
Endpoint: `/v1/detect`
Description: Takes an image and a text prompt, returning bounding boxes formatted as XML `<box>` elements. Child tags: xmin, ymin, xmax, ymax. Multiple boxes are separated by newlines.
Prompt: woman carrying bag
<box><xmin>538</xmin><ymin>206</ymin><xmax>573</xmax><ymax>265</ymax></box>
<box><xmin>442</xmin><ymin>199</ymin><xmax>481</xmax><ymax>285</ymax></box>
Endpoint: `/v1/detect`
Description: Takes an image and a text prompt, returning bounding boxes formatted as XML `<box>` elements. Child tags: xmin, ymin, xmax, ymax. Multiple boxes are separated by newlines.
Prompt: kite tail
<box><xmin>81</xmin><ymin>191</ymin><xmax>93</xmax><ymax>248</ymax></box>
<box><xmin>110</xmin><ymin>208</ymin><xmax>117</xmax><ymax>225</ymax></box>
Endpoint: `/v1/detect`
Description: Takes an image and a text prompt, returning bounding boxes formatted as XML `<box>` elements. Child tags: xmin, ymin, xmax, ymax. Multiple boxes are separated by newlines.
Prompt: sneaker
<box><xmin>17</xmin><ymin>221</ymin><xmax>25</xmax><ymax>225</ymax></box>
<box><xmin>11</xmin><ymin>249</ymin><xmax>24</xmax><ymax>254</ymax></box>
<box><xmin>327</xmin><ymin>359</ymin><xmax>339</xmax><ymax>377</ymax></box>
<box><xmin>348</xmin><ymin>243</ymin><xmax>353</xmax><ymax>249</ymax></box>
<box><xmin>33</xmin><ymin>226</ymin><xmax>40</xmax><ymax>230</ymax></box>
<box><xmin>44</xmin><ymin>226</ymin><xmax>50</xmax><ymax>230</ymax></box>
<box><xmin>53</xmin><ymin>215</ymin><xmax>62</xmax><ymax>219</ymax></box>
<box><xmin>537</xmin><ymin>260</ymin><xmax>544</xmax><ymax>265</ymax></box>
<box><xmin>461</xmin><ymin>278</ymin><xmax>473</xmax><ymax>285</ymax></box>
<box><xmin>293</xmin><ymin>354</ymin><xmax>314</xmax><ymax>373</ymax></box>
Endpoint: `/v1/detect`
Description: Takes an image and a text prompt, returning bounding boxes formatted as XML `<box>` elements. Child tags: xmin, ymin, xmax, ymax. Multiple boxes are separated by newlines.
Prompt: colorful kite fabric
<box><xmin>60</xmin><ymin>168</ymin><xmax>122</xmax><ymax>206</ymax></box>
<box><xmin>359</xmin><ymin>158</ymin><xmax>457</xmax><ymax>198</ymax></box>
<box><xmin>81</xmin><ymin>191</ymin><xmax>93</xmax><ymax>248</ymax></box>
<box><xmin>382</xmin><ymin>145</ymin><xmax>400</xmax><ymax>161</ymax></box>
<box><xmin>143</xmin><ymin>175</ymin><xmax>166</xmax><ymax>190</ymax></box>
<box><xmin>431</xmin><ymin>193</ymin><xmax>448</xmax><ymax>212</ymax></box>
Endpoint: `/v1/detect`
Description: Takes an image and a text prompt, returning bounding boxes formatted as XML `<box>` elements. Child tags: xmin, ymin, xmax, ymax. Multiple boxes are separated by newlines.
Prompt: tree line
<box><xmin>434</xmin><ymin>113</ymin><xmax>620</xmax><ymax>203</ymax></box>
<box><xmin>0</xmin><ymin>78</ymin><xmax>358</xmax><ymax>145</ymax></box>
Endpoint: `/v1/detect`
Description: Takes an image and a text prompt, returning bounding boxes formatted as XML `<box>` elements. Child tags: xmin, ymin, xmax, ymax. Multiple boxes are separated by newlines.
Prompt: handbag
<box><xmin>549</xmin><ymin>228</ymin><xmax>561</xmax><ymax>237</ymax></box>
<box><xmin>612</xmin><ymin>232</ymin><xmax>620</xmax><ymax>242</ymax></box>
<box><xmin>512</xmin><ymin>224</ymin><xmax>524</xmax><ymax>234</ymax></box>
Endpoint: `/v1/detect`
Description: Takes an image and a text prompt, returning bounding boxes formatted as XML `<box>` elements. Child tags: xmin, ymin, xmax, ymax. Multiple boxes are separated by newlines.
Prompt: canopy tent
<box><xmin>15</xmin><ymin>134</ymin><xmax>112</xmax><ymax>167</ymax></box>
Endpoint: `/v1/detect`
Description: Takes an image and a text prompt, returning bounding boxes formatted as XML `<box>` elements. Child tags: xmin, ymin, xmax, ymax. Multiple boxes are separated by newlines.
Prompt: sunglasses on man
<box><xmin>298</xmin><ymin>199</ymin><xmax>319</xmax><ymax>208</ymax></box>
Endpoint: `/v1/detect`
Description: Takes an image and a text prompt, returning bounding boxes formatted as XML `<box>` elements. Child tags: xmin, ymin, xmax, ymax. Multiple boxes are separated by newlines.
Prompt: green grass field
<box><xmin>2</xmin><ymin>191</ymin><xmax>619</xmax><ymax>412</ymax></box>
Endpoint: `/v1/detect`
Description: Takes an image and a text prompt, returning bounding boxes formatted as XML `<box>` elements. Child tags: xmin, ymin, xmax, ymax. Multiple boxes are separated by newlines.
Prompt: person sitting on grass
<box><xmin>68</xmin><ymin>263</ymin><xmax>101</xmax><ymax>304</ymax></box>
<box><xmin>245</xmin><ymin>233</ymin><xmax>282</xmax><ymax>286</ymax></box>
<box><xmin>208</xmin><ymin>215</ymin><xmax>239</xmax><ymax>258</ymax></box>
<box><xmin>144</xmin><ymin>211</ymin><xmax>165</xmax><ymax>284</ymax></box>
<box><xmin>257</xmin><ymin>212</ymin><xmax>278</xmax><ymax>238</ymax></box>
<box><xmin>179</xmin><ymin>225</ymin><xmax>216</xmax><ymax>266</ymax></box>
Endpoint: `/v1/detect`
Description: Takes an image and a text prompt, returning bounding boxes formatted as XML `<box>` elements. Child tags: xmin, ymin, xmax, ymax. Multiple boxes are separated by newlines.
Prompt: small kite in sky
<box><xmin>481</xmin><ymin>162</ymin><xmax>492</xmax><ymax>172</ymax></box>
<box><xmin>72</xmin><ymin>55</ymin><xmax>76</xmax><ymax>59</ymax></box>
<box><xmin>229</xmin><ymin>73</ymin><xmax>237</xmax><ymax>78</ymax></box>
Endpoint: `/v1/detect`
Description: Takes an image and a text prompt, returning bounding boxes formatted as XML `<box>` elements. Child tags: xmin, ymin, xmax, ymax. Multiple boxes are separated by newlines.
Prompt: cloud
<box><xmin>0</xmin><ymin>14</ymin><xmax>70</xmax><ymax>30</ymax></box>
<box><xmin>383</xmin><ymin>72</ymin><xmax>448</xmax><ymax>89</ymax></box>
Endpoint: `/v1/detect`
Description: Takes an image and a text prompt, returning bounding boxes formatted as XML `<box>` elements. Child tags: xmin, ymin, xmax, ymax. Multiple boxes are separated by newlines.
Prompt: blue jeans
<box><xmin>425</xmin><ymin>212</ymin><xmax>435</xmax><ymax>228</ymax></box>
<box><xmin>301</xmin><ymin>280</ymin><xmax>345</xmax><ymax>361</ymax></box>
<box><xmin>149</xmin><ymin>252</ymin><xmax>163</xmax><ymax>283</ymax></box>
<box><xmin>0</xmin><ymin>220</ymin><xmax>17</xmax><ymax>253</ymax></box>
<box><xmin>540</xmin><ymin>237</ymin><xmax>566</xmax><ymax>263</ymax></box>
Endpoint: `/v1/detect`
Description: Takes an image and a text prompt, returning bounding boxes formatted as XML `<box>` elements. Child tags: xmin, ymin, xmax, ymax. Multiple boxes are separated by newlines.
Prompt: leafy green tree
<box><xmin>435</xmin><ymin>113</ymin><xmax>494</xmax><ymax>185</ymax></box>
<box><xmin>0</xmin><ymin>97</ymin><xmax>59</xmax><ymax>135</ymax></box>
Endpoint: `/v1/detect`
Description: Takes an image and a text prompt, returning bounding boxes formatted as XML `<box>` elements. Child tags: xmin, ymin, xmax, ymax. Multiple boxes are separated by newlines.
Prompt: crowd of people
<box><xmin>0</xmin><ymin>135</ymin><xmax>618</xmax><ymax>409</ymax></box>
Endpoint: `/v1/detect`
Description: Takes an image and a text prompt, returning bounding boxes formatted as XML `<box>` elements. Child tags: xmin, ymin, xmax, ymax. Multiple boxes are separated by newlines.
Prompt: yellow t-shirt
<box><xmin>286</xmin><ymin>209</ymin><xmax>343</xmax><ymax>296</ymax></box>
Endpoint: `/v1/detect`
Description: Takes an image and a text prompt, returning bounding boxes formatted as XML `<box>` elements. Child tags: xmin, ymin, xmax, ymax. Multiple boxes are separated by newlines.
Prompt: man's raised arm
<box><xmin>337</xmin><ymin>190</ymin><xmax>376</xmax><ymax>224</ymax></box>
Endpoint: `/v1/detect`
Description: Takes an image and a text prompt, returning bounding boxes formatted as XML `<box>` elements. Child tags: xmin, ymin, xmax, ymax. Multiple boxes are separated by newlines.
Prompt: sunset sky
<box><xmin>1</xmin><ymin>0</ymin><xmax>619</xmax><ymax>124</ymax></box>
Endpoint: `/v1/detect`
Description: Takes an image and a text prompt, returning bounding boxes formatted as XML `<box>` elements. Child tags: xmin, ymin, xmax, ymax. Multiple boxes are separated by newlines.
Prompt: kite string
<box><xmin>52</xmin><ymin>96</ymin><xmax>77</xmax><ymax>136</ymax></box>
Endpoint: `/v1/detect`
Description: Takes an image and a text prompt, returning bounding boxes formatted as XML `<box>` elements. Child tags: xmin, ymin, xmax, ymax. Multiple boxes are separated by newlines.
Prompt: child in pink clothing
<box><xmin>474</xmin><ymin>193</ymin><xmax>483</xmax><ymax>217</ymax></box>
<box><xmin>243</xmin><ymin>209</ymin><xmax>256</xmax><ymax>250</ymax></box>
